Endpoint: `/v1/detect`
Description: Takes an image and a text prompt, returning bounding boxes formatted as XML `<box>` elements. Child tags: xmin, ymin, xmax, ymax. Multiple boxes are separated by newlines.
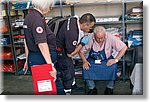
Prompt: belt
<box><xmin>57</xmin><ymin>47</ymin><xmax>63</xmax><ymax>51</ymax></box>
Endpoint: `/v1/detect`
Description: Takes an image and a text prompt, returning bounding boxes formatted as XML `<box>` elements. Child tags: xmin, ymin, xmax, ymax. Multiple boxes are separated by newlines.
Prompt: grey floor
<box><xmin>1</xmin><ymin>74</ymin><xmax>132</xmax><ymax>95</ymax></box>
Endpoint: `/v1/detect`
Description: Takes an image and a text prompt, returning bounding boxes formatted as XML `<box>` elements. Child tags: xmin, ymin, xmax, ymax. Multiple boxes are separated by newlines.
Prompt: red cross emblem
<box><xmin>36</xmin><ymin>26</ymin><xmax>43</xmax><ymax>34</ymax></box>
<box><xmin>73</xmin><ymin>41</ymin><xmax>77</xmax><ymax>46</ymax></box>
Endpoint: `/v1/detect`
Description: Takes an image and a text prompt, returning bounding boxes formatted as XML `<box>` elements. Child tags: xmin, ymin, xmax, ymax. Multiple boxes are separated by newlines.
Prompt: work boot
<box><xmin>87</xmin><ymin>87</ymin><xmax>97</xmax><ymax>95</ymax></box>
<box><xmin>104</xmin><ymin>87</ymin><xmax>113</xmax><ymax>95</ymax></box>
<box><xmin>64</xmin><ymin>89</ymin><xmax>71</xmax><ymax>95</ymax></box>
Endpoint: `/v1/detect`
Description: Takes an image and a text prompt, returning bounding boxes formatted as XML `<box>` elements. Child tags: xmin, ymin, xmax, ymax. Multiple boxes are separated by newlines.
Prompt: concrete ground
<box><xmin>1</xmin><ymin>74</ymin><xmax>132</xmax><ymax>95</ymax></box>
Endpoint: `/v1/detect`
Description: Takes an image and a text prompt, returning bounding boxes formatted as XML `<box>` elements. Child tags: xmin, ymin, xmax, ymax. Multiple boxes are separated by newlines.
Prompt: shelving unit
<box><xmin>0</xmin><ymin>0</ymin><xmax>27</xmax><ymax>75</ymax></box>
<box><xmin>50</xmin><ymin>0</ymin><xmax>143</xmax><ymax>81</ymax></box>
<box><xmin>1</xmin><ymin>0</ymin><xmax>142</xmax><ymax>79</ymax></box>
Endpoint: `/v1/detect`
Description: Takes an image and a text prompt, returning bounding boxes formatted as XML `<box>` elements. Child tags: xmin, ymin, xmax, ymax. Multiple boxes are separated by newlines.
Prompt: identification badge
<box><xmin>95</xmin><ymin>60</ymin><xmax>101</xmax><ymax>64</ymax></box>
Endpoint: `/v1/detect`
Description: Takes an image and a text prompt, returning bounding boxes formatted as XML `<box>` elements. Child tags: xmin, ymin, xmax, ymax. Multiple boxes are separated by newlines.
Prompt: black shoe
<box><xmin>65</xmin><ymin>92</ymin><xmax>71</xmax><ymax>95</ymax></box>
<box><xmin>104</xmin><ymin>87</ymin><xmax>113</xmax><ymax>95</ymax></box>
<box><xmin>87</xmin><ymin>87</ymin><xmax>97</xmax><ymax>95</ymax></box>
<box><xmin>72</xmin><ymin>84</ymin><xmax>84</xmax><ymax>90</ymax></box>
<box><xmin>71</xmin><ymin>84</ymin><xmax>84</xmax><ymax>92</ymax></box>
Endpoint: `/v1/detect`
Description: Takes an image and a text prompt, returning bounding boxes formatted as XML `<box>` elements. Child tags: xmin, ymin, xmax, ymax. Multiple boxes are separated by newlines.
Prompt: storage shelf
<box><xmin>2</xmin><ymin>66</ymin><xmax>23</xmax><ymax>73</ymax></box>
<box><xmin>12</xmin><ymin>25</ymin><xmax>24</xmax><ymax>28</ymax></box>
<box><xmin>0</xmin><ymin>58</ymin><xmax>14</xmax><ymax>61</ymax></box>
<box><xmin>0</xmin><ymin>55</ymin><xmax>24</xmax><ymax>60</ymax></box>
<box><xmin>2</xmin><ymin>15</ymin><xmax>22</xmax><ymax>19</ymax></box>
<box><xmin>0</xmin><ymin>44</ymin><xmax>24</xmax><ymax>47</ymax></box>
<box><xmin>1</xmin><ymin>1</ymin><xmax>25</xmax><ymax>75</ymax></box>
<box><xmin>125</xmin><ymin>20</ymin><xmax>143</xmax><ymax>24</ymax></box>
<box><xmin>2</xmin><ymin>0</ymin><xmax>142</xmax><ymax>78</ymax></box>
<box><xmin>0</xmin><ymin>44</ymin><xmax>12</xmax><ymax>47</ymax></box>
<box><xmin>125</xmin><ymin>0</ymin><xmax>143</xmax><ymax>3</ymax></box>
<box><xmin>54</xmin><ymin>0</ymin><xmax>143</xmax><ymax>8</ymax></box>
<box><xmin>56</xmin><ymin>0</ymin><xmax>143</xmax><ymax>82</ymax></box>
<box><xmin>12</xmin><ymin>33</ymin><xmax>23</xmax><ymax>36</ymax></box>
<box><xmin>95</xmin><ymin>21</ymin><xmax>122</xmax><ymax>25</ymax></box>
<box><xmin>13</xmin><ymin>8</ymin><xmax>32</xmax><ymax>11</ymax></box>
<box><xmin>14</xmin><ymin>41</ymin><xmax>24</xmax><ymax>44</ymax></box>
<box><xmin>17</xmin><ymin>53</ymin><xmax>26</xmax><ymax>60</ymax></box>
<box><xmin>54</xmin><ymin>2</ymin><xmax>120</xmax><ymax>8</ymax></box>
<box><xmin>95</xmin><ymin>20</ymin><xmax>142</xmax><ymax>25</ymax></box>
<box><xmin>0</xmin><ymin>32</ymin><xmax>10</xmax><ymax>35</ymax></box>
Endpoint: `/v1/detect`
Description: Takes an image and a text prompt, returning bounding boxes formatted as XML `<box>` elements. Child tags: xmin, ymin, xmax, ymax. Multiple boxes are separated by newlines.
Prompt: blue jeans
<box><xmin>86</xmin><ymin>80</ymin><xmax>114</xmax><ymax>89</ymax></box>
<box><xmin>28</xmin><ymin>50</ymin><xmax>65</xmax><ymax>95</ymax></box>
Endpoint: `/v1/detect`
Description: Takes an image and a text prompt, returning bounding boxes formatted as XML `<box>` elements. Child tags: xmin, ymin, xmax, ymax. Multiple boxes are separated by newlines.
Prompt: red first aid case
<box><xmin>31</xmin><ymin>64</ymin><xmax>57</xmax><ymax>95</ymax></box>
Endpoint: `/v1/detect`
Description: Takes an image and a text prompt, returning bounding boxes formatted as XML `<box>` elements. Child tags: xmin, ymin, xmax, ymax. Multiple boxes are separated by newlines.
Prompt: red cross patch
<box><xmin>36</xmin><ymin>26</ymin><xmax>43</xmax><ymax>34</ymax></box>
<box><xmin>72</xmin><ymin>41</ymin><xmax>77</xmax><ymax>46</ymax></box>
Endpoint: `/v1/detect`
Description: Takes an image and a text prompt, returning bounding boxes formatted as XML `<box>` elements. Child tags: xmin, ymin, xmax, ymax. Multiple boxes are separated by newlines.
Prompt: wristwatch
<box><xmin>114</xmin><ymin>59</ymin><xmax>118</xmax><ymax>63</ymax></box>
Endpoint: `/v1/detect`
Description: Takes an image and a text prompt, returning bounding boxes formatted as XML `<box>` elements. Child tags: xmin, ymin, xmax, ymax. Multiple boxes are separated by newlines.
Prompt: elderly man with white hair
<box><xmin>23</xmin><ymin>0</ymin><xmax>65</xmax><ymax>95</ymax></box>
<box><xmin>79</xmin><ymin>26</ymin><xmax>127</xmax><ymax>95</ymax></box>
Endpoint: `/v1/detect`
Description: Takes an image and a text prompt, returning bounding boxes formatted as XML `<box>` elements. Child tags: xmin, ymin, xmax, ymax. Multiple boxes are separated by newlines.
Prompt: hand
<box><xmin>67</xmin><ymin>53</ymin><xmax>72</xmax><ymax>58</ymax></box>
<box><xmin>81</xmin><ymin>36</ymin><xmax>90</xmax><ymax>45</ymax></box>
<box><xmin>83</xmin><ymin>61</ymin><xmax>90</xmax><ymax>70</ymax></box>
<box><xmin>23</xmin><ymin>60</ymin><xmax>28</xmax><ymax>75</ymax></box>
<box><xmin>106</xmin><ymin>59</ymin><xmax>116</xmax><ymax>66</ymax></box>
<box><xmin>49</xmin><ymin>66</ymin><xmax>57</xmax><ymax>82</ymax></box>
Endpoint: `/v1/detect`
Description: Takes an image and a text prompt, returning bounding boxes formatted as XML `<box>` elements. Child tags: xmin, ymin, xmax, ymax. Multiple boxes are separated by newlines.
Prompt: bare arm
<box><xmin>38</xmin><ymin>43</ymin><xmax>56</xmax><ymax>81</ymax></box>
<box><xmin>38</xmin><ymin>43</ymin><xmax>52</xmax><ymax>64</ymax></box>
<box><xmin>107</xmin><ymin>45</ymin><xmax>128</xmax><ymax>66</ymax></box>
<box><xmin>68</xmin><ymin>35</ymin><xmax>90</xmax><ymax>57</ymax></box>
<box><xmin>24</xmin><ymin>40</ymin><xmax>29</xmax><ymax>60</ymax></box>
<box><xmin>78</xmin><ymin>51</ymin><xmax>90</xmax><ymax>70</ymax></box>
<box><xmin>115</xmin><ymin>45</ymin><xmax>128</xmax><ymax>61</ymax></box>
<box><xmin>78</xmin><ymin>51</ymin><xmax>88</xmax><ymax>63</ymax></box>
<box><xmin>67</xmin><ymin>44</ymin><xmax>83</xmax><ymax>57</ymax></box>
<box><xmin>23</xmin><ymin>40</ymin><xmax>29</xmax><ymax>74</ymax></box>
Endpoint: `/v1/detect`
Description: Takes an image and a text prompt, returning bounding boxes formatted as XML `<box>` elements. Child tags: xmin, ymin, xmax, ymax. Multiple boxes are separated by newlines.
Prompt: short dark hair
<box><xmin>79</xmin><ymin>13</ymin><xmax>96</xmax><ymax>24</ymax></box>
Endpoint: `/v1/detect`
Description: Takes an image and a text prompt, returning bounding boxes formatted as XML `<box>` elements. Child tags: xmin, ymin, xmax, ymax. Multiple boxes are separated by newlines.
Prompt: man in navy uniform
<box><xmin>56</xmin><ymin>13</ymin><xmax>96</xmax><ymax>94</ymax></box>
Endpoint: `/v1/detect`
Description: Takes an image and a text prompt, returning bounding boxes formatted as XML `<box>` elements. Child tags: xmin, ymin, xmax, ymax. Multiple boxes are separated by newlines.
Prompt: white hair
<box><xmin>32</xmin><ymin>0</ymin><xmax>54</xmax><ymax>11</ymax></box>
<box><xmin>94</xmin><ymin>26</ymin><xmax>106</xmax><ymax>34</ymax></box>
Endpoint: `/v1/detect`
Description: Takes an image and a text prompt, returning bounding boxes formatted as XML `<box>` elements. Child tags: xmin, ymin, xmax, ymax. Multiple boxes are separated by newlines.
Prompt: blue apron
<box><xmin>83</xmin><ymin>44</ymin><xmax>117</xmax><ymax>80</ymax></box>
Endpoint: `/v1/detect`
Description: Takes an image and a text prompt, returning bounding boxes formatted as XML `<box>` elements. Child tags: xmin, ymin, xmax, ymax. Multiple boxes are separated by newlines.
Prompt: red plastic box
<box><xmin>31</xmin><ymin>64</ymin><xmax>57</xmax><ymax>95</ymax></box>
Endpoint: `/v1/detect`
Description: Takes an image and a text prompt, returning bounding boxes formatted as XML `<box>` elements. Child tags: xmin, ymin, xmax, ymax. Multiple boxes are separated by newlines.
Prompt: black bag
<box><xmin>47</xmin><ymin>16</ymin><xmax>74</xmax><ymax>36</ymax></box>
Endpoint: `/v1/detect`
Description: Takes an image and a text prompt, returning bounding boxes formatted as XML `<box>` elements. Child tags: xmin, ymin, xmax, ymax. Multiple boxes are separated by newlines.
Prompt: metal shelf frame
<box><xmin>5</xmin><ymin>0</ymin><xmax>19</xmax><ymax>75</ymax></box>
<box><xmin>1</xmin><ymin>0</ymin><xmax>25</xmax><ymax>75</ymax></box>
<box><xmin>57</xmin><ymin>0</ymin><xmax>143</xmax><ymax>81</ymax></box>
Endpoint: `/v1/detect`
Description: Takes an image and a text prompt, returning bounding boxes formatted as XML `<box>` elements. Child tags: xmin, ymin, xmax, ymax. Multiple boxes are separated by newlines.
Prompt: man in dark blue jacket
<box><xmin>56</xmin><ymin>13</ymin><xmax>96</xmax><ymax>94</ymax></box>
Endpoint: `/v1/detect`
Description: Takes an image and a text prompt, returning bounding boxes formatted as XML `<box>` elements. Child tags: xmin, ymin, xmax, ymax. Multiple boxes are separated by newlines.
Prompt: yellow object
<box><xmin>1</xmin><ymin>10</ymin><xmax>6</xmax><ymax>16</ymax></box>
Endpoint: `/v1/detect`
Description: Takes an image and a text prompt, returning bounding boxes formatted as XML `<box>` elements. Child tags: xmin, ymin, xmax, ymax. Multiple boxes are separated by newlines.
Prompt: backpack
<box><xmin>47</xmin><ymin>16</ymin><xmax>75</xmax><ymax>36</ymax></box>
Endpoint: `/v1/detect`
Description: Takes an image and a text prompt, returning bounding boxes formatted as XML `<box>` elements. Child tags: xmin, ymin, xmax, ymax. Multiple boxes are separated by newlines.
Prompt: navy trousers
<box><xmin>57</xmin><ymin>50</ymin><xmax>75</xmax><ymax>90</ymax></box>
